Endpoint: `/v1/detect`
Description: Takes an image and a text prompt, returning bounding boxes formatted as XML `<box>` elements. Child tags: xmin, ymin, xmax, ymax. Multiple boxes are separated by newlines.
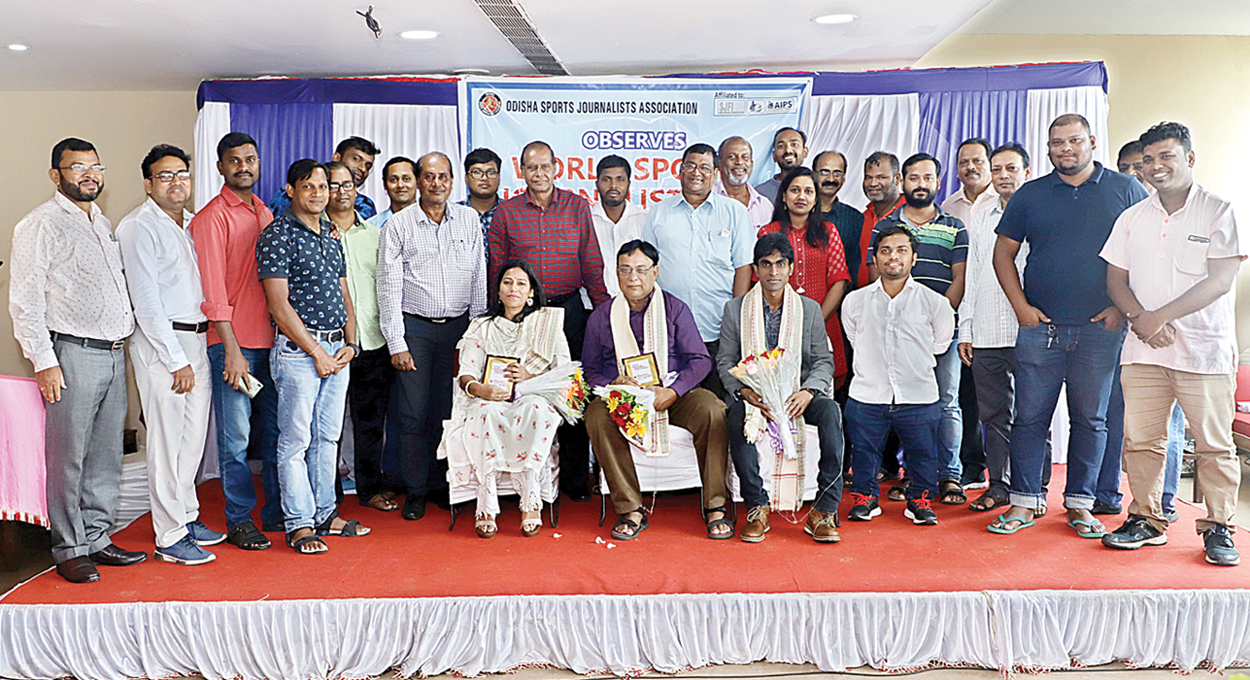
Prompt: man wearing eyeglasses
<box><xmin>267</xmin><ymin>137</ymin><xmax>380</xmax><ymax>220</ymax></box>
<box><xmin>10</xmin><ymin>137</ymin><xmax>144</xmax><ymax>583</ymax></box>
<box><xmin>458</xmin><ymin>147</ymin><xmax>502</xmax><ymax>252</ymax></box>
<box><xmin>642</xmin><ymin>142</ymin><xmax>754</xmax><ymax>400</ymax></box>
<box><xmin>116</xmin><ymin>144</ymin><xmax>222</xmax><ymax>566</ymax></box>
<box><xmin>813</xmin><ymin>150</ymin><xmax>864</xmax><ymax>289</ymax></box>
<box><xmin>488</xmin><ymin>140</ymin><xmax>608</xmax><ymax>502</ymax></box>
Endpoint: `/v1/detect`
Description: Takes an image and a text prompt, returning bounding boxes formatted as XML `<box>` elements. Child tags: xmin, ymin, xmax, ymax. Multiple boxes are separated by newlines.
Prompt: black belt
<box><xmin>309</xmin><ymin>328</ymin><xmax>345</xmax><ymax>342</ymax></box>
<box><xmin>405</xmin><ymin>311</ymin><xmax>467</xmax><ymax>325</ymax></box>
<box><xmin>173</xmin><ymin>321</ymin><xmax>210</xmax><ymax>333</ymax></box>
<box><xmin>50</xmin><ymin>332</ymin><xmax>126</xmax><ymax>351</ymax></box>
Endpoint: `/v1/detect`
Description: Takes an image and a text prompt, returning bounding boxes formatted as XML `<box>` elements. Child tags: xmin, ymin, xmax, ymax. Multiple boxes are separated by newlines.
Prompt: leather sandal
<box><xmin>317</xmin><ymin>517</ymin><xmax>371</xmax><ymax>537</ymax></box>
<box><xmin>475</xmin><ymin>517</ymin><xmax>497</xmax><ymax>539</ymax></box>
<box><xmin>521</xmin><ymin>510</ymin><xmax>542</xmax><ymax>538</ymax></box>
<box><xmin>705</xmin><ymin>506</ymin><xmax>734</xmax><ymax>540</ymax></box>
<box><xmin>285</xmin><ymin>530</ymin><xmax>327</xmax><ymax>555</ymax></box>
<box><xmin>611</xmin><ymin>510</ymin><xmax>648</xmax><ymax>541</ymax></box>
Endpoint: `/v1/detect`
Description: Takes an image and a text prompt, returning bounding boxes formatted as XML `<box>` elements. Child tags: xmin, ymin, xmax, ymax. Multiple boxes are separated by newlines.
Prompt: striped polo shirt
<box><xmin>870</xmin><ymin>204</ymin><xmax>967</xmax><ymax>295</ymax></box>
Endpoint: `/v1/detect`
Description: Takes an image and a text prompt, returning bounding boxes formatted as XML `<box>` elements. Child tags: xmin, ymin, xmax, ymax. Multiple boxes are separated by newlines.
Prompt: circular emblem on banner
<box><xmin>478</xmin><ymin>92</ymin><xmax>502</xmax><ymax>117</ymax></box>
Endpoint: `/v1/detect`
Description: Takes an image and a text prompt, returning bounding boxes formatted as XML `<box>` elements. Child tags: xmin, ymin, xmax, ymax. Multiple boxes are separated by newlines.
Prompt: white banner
<box><xmin>459</xmin><ymin>76</ymin><xmax>812</xmax><ymax>208</ymax></box>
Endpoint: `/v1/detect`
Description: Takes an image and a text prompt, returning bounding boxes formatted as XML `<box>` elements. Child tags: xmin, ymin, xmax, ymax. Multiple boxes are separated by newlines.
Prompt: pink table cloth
<box><xmin>0</xmin><ymin>375</ymin><xmax>47</xmax><ymax>527</ymax></box>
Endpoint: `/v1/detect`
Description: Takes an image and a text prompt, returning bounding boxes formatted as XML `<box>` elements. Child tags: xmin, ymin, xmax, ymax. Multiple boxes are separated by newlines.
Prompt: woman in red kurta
<box><xmin>757</xmin><ymin>167</ymin><xmax>851</xmax><ymax>382</ymax></box>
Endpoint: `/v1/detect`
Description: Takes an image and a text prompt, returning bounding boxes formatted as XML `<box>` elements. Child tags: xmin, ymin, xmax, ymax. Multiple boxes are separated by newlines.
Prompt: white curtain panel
<box><xmin>804</xmin><ymin>94</ymin><xmax>921</xmax><ymax>212</ymax></box>
<box><xmin>1025</xmin><ymin>86</ymin><xmax>1112</xmax><ymax>180</ymax></box>
<box><xmin>193</xmin><ymin>102</ymin><xmax>231</xmax><ymax>213</ymax></box>
<box><xmin>332</xmin><ymin>104</ymin><xmax>459</xmax><ymax>208</ymax></box>
<box><xmin>3</xmin><ymin>590</ymin><xmax>1248</xmax><ymax>680</ymax></box>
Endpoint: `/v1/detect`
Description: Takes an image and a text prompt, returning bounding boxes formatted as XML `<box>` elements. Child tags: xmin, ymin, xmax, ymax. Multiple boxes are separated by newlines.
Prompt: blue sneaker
<box><xmin>186</xmin><ymin>520</ymin><xmax>227</xmax><ymax>546</ymax></box>
<box><xmin>155</xmin><ymin>534</ymin><xmax>216</xmax><ymax>566</ymax></box>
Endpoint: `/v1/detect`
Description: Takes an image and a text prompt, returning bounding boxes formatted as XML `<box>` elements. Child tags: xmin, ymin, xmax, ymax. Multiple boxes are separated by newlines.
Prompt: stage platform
<box><xmin>2</xmin><ymin>470</ymin><xmax>1249</xmax><ymax>679</ymax></box>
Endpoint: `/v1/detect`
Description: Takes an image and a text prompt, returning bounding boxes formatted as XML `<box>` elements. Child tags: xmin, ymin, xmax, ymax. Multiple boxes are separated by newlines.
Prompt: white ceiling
<box><xmin>961</xmin><ymin>0</ymin><xmax>1250</xmax><ymax>35</ymax></box>
<box><xmin>0</xmin><ymin>0</ymin><xmax>994</xmax><ymax>90</ymax></box>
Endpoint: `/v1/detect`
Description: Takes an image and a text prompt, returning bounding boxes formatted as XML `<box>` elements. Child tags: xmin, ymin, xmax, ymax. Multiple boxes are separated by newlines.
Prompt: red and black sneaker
<box><xmin>847</xmin><ymin>492</ymin><xmax>882</xmax><ymax>522</ymax></box>
<box><xmin>904</xmin><ymin>491</ymin><xmax>938</xmax><ymax>525</ymax></box>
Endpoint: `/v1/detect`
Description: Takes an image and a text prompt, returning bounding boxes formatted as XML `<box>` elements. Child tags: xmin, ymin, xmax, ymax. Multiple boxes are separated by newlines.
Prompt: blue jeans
<box><xmin>934</xmin><ymin>338</ymin><xmax>963</xmax><ymax>482</ymax></box>
<box><xmin>207</xmin><ymin>343</ymin><xmax>282</xmax><ymax>530</ymax></box>
<box><xmin>271</xmin><ymin>334</ymin><xmax>350</xmax><ymax>533</ymax></box>
<box><xmin>847</xmin><ymin>399</ymin><xmax>941</xmax><ymax>501</ymax></box>
<box><xmin>728</xmin><ymin>394</ymin><xmax>845</xmax><ymax>514</ymax></box>
<box><xmin>1096</xmin><ymin>364</ymin><xmax>1125</xmax><ymax>508</ymax></box>
<box><xmin>1009</xmin><ymin>322</ymin><xmax>1124</xmax><ymax>510</ymax></box>
<box><xmin>1162</xmin><ymin>401</ymin><xmax>1186</xmax><ymax>513</ymax></box>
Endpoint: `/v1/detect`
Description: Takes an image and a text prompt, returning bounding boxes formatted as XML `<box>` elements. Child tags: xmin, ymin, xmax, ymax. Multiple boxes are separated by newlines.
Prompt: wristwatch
<box><xmin>345</xmin><ymin>342</ymin><xmax>361</xmax><ymax>359</ymax></box>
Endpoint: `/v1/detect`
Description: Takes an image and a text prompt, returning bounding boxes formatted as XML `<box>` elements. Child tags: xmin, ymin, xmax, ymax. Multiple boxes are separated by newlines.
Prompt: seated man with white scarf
<box><xmin>718</xmin><ymin>233</ymin><xmax>843</xmax><ymax>543</ymax></box>
<box><xmin>583</xmin><ymin>239</ymin><xmax>733</xmax><ymax>541</ymax></box>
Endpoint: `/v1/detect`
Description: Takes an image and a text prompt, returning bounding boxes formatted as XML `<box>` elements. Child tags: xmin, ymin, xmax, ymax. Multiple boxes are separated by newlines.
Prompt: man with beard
<box><xmin>117</xmin><ymin>144</ymin><xmax>223</xmax><ymax>565</ymax></box>
<box><xmin>591</xmin><ymin>155</ymin><xmax>646</xmax><ymax>298</ymax></box>
<box><xmin>755</xmin><ymin>128</ymin><xmax>809</xmax><ymax>204</ymax></box>
<box><xmin>989</xmin><ymin>114</ymin><xmax>1148</xmax><ymax>538</ymax></box>
<box><xmin>191</xmin><ymin>132</ymin><xmax>283</xmax><ymax>551</ymax></box>
<box><xmin>813</xmin><ymin>150</ymin><xmax>864</xmax><ymax>286</ymax></box>
<box><xmin>379</xmin><ymin>152</ymin><xmax>486</xmax><ymax>520</ymax></box>
<box><xmin>459</xmin><ymin>147</ymin><xmax>502</xmax><ymax>252</ymax></box>
<box><xmin>10</xmin><ymin>137</ymin><xmax>145</xmax><ymax>583</ymax></box>
<box><xmin>367</xmin><ymin>156</ymin><xmax>418</xmax><ymax>229</ymax></box>
<box><xmin>869</xmin><ymin>153</ymin><xmax>968</xmax><ymax>506</ymax></box>
<box><xmin>941</xmin><ymin>138</ymin><xmax>998</xmax><ymax>227</ymax></box>
<box><xmin>714</xmin><ymin>136</ymin><xmax>772</xmax><ymax>231</ymax></box>
<box><xmin>859</xmin><ymin>152</ymin><xmax>906</xmax><ymax>288</ymax></box>
<box><xmin>267</xmin><ymin>137</ymin><xmax>379</xmax><ymax>220</ymax></box>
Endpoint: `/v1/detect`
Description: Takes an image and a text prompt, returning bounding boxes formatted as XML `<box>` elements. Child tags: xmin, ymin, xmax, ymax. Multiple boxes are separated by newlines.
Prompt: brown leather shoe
<box><xmin>56</xmin><ymin>556</ymin><xmax>100</xmax><ymax>584</ymax></box>
<box><xmin>740</xmin><ymin>506</ymin><xmax>770</xmax><ymax>543</ymax></box>
<box><xmin>805</xmin><ymin>509</ymin><xmax>842</xmax><ymax>543</ymax></box>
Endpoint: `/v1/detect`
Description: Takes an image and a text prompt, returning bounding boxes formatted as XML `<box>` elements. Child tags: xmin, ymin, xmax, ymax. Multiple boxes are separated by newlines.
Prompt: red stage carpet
<box><xmin>4</xmin><ymin>467</ymin><xmax>1244</xmax><ymax>605</ymax></box>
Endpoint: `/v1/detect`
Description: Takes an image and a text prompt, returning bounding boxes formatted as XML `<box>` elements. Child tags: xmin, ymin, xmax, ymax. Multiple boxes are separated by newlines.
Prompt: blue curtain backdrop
<box><xmin>918</xmin><ymin>88</ymin><xmax>1029</xmax><ymax>204</ymax></box>
<box><xmin>229</xmin><ymin>103</ymin><xmax>333</xmax><ymax>205</ymax></box>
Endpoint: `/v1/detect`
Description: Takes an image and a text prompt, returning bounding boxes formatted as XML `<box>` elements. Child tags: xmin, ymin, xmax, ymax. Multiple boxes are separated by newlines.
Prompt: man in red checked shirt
<box><xmin>488</xmin><ymin>140</ymin><xmax>610</xmax><ymax>501</ymax></box>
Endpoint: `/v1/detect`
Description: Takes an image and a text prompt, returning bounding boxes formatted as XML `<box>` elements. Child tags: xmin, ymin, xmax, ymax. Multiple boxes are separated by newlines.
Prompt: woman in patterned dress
<box><xmin>438</xmin><ymin>259</ymin><xmax>570</xmax><ymax>538</ymax></box>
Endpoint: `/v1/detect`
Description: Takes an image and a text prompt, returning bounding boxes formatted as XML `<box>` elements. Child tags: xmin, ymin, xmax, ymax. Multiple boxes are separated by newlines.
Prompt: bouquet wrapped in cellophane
<box><xmin>592</xmin><ymin>384</ymin><xmax>655</xmax><ymax>447</ymax></box>
<box><xmin>513</xmin><ymin>361</ymin><xmax>590</xmax><ymax>424</ymax></box>
<box><xmin>728</xmin><ymin>347</ymin><xmax>802</xmax><ymax>460</ymax></box>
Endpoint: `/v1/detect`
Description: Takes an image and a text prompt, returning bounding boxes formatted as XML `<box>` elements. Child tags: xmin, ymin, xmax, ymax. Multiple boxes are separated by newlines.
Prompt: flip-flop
<box><xmin>1067</xmin><ymin>518</ymin><xmax>1106</xmax><ymax>539</ymax></box>
<box><xmin>987</xmin><ymin>514</ymin><xmax>1036</xmax><ymax>535</ymax></box>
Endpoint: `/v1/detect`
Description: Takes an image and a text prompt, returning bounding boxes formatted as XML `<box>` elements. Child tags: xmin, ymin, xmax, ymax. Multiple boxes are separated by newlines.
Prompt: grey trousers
<box><xmin>45</xmin><ymin>339</ymin><xmax>128</xmax><ymax>563</ymax></box>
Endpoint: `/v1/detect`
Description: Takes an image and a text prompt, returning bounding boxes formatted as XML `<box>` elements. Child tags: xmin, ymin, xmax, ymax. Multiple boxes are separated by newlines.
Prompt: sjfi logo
<box><xmin>478</xmin><ymin>92</ymin><xmax>502</xmax><ymax>117</ymax></box>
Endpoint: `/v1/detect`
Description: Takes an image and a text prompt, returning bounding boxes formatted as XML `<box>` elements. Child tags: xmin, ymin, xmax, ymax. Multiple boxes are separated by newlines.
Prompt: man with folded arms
<box><xmin>583</xmin><ymin>239</ymin><xmax>731</xmax><ymax>541</ymax></box>
<box><xmin>117</xmin><ymin>144</ymin><xmax>223</xmax><ymax>565</ymax></box>
<box><xmin>191</xmin><ymin>132</ymin><xmax>283</xmax><ymax>550</ymax></box>
<box><xmin>379</xmin><ymin>152</ymin><xmax>486</xmax><ymax>520</ymax></box>
<box><xmin>10</xmin><ymin>137</ymin><xmax>145</xmax><ymax>583</ymax></box>
<box><xmin>1100</xmin><ymin>122</ymin><xmax>1244</xmax><ymax>566</ymax></box>
<box><xmin>258</xmin><ymin>159</ymin><xmax>369</xmax><ymax>554</ymax></box>
<box><xmin>719</xmin><ymin>233</ymin><xmax>843</xmax><ymax>543</ymax></box>
<box><xmin>842</xmin><ymin>224</ymin><xmax>954</xmax><ymax>526</ymax></box>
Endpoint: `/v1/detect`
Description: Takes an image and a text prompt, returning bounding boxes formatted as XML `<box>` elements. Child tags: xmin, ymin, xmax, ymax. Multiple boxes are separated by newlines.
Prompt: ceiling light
<box><xmin>812</xmin><ymin>14</ymin><xmax>857</xmax><ymax>25</ymax></box>
<box><xmin>7</xmin><ymin>43</ymin><xmax>30</xmax><ymax>52</ymax></box>
<box><xmin>453</xmin><ymin>68</ymin><xmax>490</xmax><ymax>75</ymax></box>
<box><xmin>399</xmin><ymin>30</ymin><xmax>440</xmax><ymax>40</ymax></box>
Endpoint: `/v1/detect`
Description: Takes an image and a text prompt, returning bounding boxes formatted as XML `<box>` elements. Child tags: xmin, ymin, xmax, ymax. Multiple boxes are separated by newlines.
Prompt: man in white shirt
<box><xmin>367</xmin><ymin>156</ymin><xmax>418</xmax><ymax>229</ymax></box>
<box><xmin>590</xmin><ymin>155</ymin><xmax>646</xmax><ymax>299</ymax></box>
<box><xmin>9</xmin><ymin>137</ymin><xmax>146</xmax><ymax>583</ymax></box>
<box><xmin>117</xmin><ymin>145</ymin><xmax>223</xmax><ymax>566</ymax></box>
<box><xmin>714</xmin><ymin>136</ymin><xmax>773</xmax><ymax>232</ymax></box>
<box><xmin>842</xmin><ymin>224</ymin><xmax>955</xmax><ymax>526</ymax></box>
<box><xmin>1100</xmin><ymin>121</ymin><xmax>1244</xmax><ymax>567</ymax></box>
<box><xmin>957</xmin><ymin>142</ymin><xmax>1035</xmax><ymax>512</ymax></box>
<box><xmin>940</xmin><ymin>138</ymin><xmax>998</xmax><ymax>226</ymax></box>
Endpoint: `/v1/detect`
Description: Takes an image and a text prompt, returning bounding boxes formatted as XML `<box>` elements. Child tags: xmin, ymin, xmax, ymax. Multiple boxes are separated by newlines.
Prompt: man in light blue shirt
<box><xmin>642</xmin><ymin>143</ymin><xmax>753</xmax><ymax>397</ymax></box>
<box><xmin>367</xmin><ymin>156</ymin><xmax>418</xmax><ymax>229</ymax></box>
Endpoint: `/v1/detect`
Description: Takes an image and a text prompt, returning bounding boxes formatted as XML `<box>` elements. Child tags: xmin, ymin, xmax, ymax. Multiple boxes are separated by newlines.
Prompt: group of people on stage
<box><xmin>10</xmin><ymin>111</ymin><xmax>1243</xmax><ymax>584</ymax></box>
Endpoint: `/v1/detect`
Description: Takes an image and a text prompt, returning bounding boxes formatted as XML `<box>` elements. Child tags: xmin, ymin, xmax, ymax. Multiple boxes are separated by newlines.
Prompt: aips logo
<box><xmin>478</xmin><ymin>91</ymin><xmax>502</xmax><ymax>117</ymax></box>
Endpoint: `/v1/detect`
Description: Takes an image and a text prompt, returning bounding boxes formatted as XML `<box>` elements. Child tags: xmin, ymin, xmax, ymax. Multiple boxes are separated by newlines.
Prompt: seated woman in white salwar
<box><xmin>440</xmin><ymin>260</ymin><xmax>570</xmax><ymax>539</ymax></box>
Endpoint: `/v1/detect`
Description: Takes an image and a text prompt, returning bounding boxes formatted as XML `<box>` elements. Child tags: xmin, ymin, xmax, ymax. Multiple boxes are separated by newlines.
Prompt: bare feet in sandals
<box><xmin>287</xmin><ymin>527</ymin><xmax>328</xmax><ymax>555</ymax></box>
<box><xmin>476</xmin><ymin>516</ymin><xmax>497</xmax><ymax>539</ymax></box>
<box><xmin>968</xmin><ymin>490</ymin><xmax>1010</xmax><ymax>512</ymax></box>
<box><xmin>521</xmin><ymin>509</ymin><xmax>542</xmax><ymax>538</ymax></box>
<box><xmin>705</xmin><ymin>508</ymin><xmax>733</xmax><ymax>540</ymax></box>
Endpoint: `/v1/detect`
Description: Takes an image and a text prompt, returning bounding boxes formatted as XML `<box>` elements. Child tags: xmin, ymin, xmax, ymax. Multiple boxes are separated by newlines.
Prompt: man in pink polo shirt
<box><xmin>190</xmin><ymin>132</ymin><xmax>282</xmax><ymax>551</ymax></box>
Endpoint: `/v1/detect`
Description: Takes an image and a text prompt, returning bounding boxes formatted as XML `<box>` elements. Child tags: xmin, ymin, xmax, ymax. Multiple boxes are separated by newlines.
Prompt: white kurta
<box><xmin>440</xmin><ymin>309</ymin><xmax>571</xmax><ymax>516</ymax></box>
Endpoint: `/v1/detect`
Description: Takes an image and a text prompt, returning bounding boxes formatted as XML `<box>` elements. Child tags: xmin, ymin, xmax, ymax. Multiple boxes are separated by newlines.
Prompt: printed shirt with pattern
<box><xmin>256</xmin><ymin>210</ymin><xmax>348</xmax><ymax>331</ymax></box>
<box><xmin>870</xmin><ymin>204</ymin><xmax>968</xmax><ymax>296</ymax></box>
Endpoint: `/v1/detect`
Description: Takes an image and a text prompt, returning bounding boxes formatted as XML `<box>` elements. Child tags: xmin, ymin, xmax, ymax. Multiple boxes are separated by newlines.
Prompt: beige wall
<box><xmin>917</xmin><ymin>34</ymin><xmax>1250</xmax><ymax>349</ymax></box>
<box><xmin>0</xmin><ymin>90</ymin><xmax>198</xmax><ymax>378</ymax></box>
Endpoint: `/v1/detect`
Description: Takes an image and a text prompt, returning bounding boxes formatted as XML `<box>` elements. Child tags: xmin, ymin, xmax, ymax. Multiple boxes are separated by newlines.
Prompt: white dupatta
<box><xmin>609</xmin><ymin>288</ymin><xmax>671</xmax><ymax>456</ymax></box>
<box><xmin>740</xmin><ymin>283</ymin><xmax>806</xmax><ymax>510</ymax></box>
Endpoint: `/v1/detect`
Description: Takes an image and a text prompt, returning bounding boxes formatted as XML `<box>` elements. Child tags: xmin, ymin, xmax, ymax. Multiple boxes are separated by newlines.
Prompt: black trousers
<box><xmin>701</xmin><ymin>340</ymin><xmax>727</xmax><ymax>400</ymax></box>
<box><xmin>391</xmin><ymin>313</ymin><xmax>468</xmax><ymax>497</ymax></box>
<box><xmin>552</xmin><ymin>294</ymin><xmax>591</xmax><ymax>496</ymax></box>
<box><xmin>959</xmin><ymin>362</ymin><xmax>986</xmax><ymax>482</ymax></box>
<box><xmin>349</xmin><ymin>347</ymin><xmax>397</xmax><ymax>501</ymax></box>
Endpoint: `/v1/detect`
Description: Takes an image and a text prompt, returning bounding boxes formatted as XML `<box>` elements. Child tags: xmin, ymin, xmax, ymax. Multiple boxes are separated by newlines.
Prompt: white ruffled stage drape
<box><xmin>2</xmin><ymin>590</ymin><xmax>1248</xmax><ymax>679</ymax></box>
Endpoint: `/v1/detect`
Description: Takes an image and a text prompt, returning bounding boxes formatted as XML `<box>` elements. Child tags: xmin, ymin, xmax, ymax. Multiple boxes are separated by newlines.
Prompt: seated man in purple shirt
<box><xmin>583</xmin><ymin>239</ymin><xmax>732</xmax><ymax>541</ymax></box>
